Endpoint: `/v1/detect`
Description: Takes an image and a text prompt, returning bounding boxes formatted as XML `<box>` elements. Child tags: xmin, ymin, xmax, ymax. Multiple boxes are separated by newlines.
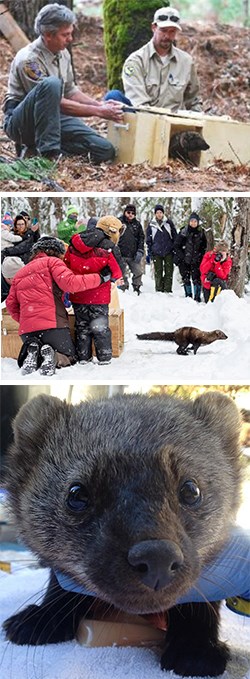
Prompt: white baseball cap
<box><xmin>153</xmin><ymin>7</ymin><xmax>182</xmax><ymax>30</ymax></box>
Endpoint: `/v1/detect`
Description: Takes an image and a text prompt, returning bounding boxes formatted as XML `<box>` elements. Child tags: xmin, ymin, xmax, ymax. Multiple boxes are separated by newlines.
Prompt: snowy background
<box><xmin>1</xmin><ymin>265</ymin><xmax>250</xmax><ymax>382</ymax></box>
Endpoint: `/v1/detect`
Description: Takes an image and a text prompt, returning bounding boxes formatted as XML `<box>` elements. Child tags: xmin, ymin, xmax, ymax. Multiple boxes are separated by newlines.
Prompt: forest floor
<box><xmin>0</xmin><ymin>16</ymin><xmax>249</xmax><ymax>193</ymax></box>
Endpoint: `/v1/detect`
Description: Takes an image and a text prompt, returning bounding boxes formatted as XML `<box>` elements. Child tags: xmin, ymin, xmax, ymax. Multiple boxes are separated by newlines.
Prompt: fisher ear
<box><xmin>192</xmin><ymin>391</ymin><xmax>242</xmax><ymax>456</ymax></box>
<box><xmin>6</xmin><ymin>395</ymin><xmax>67</xmax><ymax>492</ymax></box>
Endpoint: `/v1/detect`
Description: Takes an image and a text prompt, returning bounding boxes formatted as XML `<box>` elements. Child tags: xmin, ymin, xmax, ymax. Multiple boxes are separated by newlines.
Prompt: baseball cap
<box><xmin>153</xmin><ymin>7</ymin><xmax>182</xmax><ymax>31</ymax></box>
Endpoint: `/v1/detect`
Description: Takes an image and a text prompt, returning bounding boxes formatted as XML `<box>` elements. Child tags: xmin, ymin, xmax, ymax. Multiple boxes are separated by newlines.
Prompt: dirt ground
<box><xmin>0</xmin><ymin>16</ymin><xmax>249</xmax><ymax>193</ymax></box>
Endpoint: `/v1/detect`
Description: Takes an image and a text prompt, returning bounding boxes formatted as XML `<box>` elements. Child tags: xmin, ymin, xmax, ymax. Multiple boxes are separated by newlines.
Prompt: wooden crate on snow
<box><xmin>1</xmin><ymin>308</ymin><xmax>124</xmax><ymax>360</ymax></box>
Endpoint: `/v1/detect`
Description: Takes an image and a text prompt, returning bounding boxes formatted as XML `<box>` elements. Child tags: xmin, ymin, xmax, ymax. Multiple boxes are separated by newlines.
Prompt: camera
<box><xmin>214</xmin><ymin>252</ymin><xmax>223</xmax><ymax>262</ymax></box>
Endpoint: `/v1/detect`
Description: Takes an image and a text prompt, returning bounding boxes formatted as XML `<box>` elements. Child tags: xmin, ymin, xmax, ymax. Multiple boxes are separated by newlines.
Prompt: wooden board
<box><xmin>0</xmin><ymin>4</ymin><xmax>29</xmax><ymax>51</ymax></box>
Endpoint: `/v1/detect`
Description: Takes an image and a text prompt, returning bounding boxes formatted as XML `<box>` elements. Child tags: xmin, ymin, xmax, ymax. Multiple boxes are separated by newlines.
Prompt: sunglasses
<box><xmin>156</xmin><ymin>14</ymin><xmax>180</xmax><ymax>22</ymax></box>
<box><xmin>126</xmin><ymin>210</ymin><xmax>135</xmax><ymax>214</ymax></box>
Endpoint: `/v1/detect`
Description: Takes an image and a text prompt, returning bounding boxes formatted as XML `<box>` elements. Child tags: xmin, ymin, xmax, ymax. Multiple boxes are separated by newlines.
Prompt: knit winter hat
<box><xmin>67</xmin><ymin>205</ymin><xmax>79</xmax><ymax>218</ymax></box>
<box><xmin>214</xmin><ymin>240</ymin><xmax>229</xmax><ymax>253</ymax></box>
<box><xmin>189</xmin><ymin>212</ymin><xmax>200</xmax><ymax>224</ymax></box>
<box><xmin>2</xmin><ymin>256</ymin><xmax>25</xmax><ymax>279</ymax></box>
<box><xmin>96</xmin><ymin>215</ymin><xmax>123</xmax><ymax>244</ymax></box>
<box><xmin>2</xmin><ymin>212</ymin><xmax>14</xmax><ymax>227</ymax></box>
<box><xmin>154</xmin><ymin>204</ymin><xmax>165</xmax><ymax>214</ymax></box>
<box><xmin>124</xmin><ymin>204</ymin><xmax>136</xmax><ymax>214</ymax></box>
<box><xmin>31</xmin><ymin>237</ymin><xmax>66</xmax><ymax>257</ymax></box>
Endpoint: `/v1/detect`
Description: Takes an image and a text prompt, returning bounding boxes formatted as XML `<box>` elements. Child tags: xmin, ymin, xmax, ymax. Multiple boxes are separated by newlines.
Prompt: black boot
<box><xmin>21</xmin><ymin>342</ymin><xmax>40</xmax><ymax>375</ymax></box>
<box><xmin>133</xmin><ymin>285</ymin><xmax>141</xmax><ymax>295</ymax></box>
<box><xmin>40</xmin><ymin>345</ymin><xmax>56</xmax><ymax>376</ymax></box>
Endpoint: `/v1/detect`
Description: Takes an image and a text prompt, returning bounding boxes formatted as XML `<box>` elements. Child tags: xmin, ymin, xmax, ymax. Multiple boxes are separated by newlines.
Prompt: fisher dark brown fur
<box><xmin>137</xmin><ymin>326</ymin><xmax>228</xmax><ymax>354</ymax></box>
<box><xmin>3</xmin><ymin>392</ymin><xmax>241</xmax><ymax>677</ymax></box>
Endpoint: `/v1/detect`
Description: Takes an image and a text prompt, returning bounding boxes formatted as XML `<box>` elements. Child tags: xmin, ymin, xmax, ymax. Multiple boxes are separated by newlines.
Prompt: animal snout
<box><xmin>127</xmin><ymin>539</ymin><xmax>184</xmax><ymax>591</ymax></box>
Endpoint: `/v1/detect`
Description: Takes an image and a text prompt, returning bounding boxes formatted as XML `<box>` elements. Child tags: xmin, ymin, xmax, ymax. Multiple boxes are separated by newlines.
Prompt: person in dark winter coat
<box><xmin>173</xmin><ymin>212</ymin><xmax>206</xmax><ymax>301</ymax></box>
<box><xmin>2</xmin><ymin>213</ymin><xmax>40</xmax><ymax>264</ymax></box>
<box><xmin>64</xmin><ymin>216</ymin><xmax>124</xmax><ymax>365</ymax></box>
<box><xmin>200</xmin><ymin>240</ymin><xmax>232</xmax><ymax>303</ymax></box>
<box><xmin>118</xmin><ymin>204</ymin><xmax>145</xmax><ymax>294</ymax></box>
<box><xmin>146</xmin><ymin>204</ymin><xmax>177</xmax><ymax>293</ymax></box>
<box><xmin>6</xmin><ymin>237</ymin><xmax>103</xmax><ymax>376</ymax></box>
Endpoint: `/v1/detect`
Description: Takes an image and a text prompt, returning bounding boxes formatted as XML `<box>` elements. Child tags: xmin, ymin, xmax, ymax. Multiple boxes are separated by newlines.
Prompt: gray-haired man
<box><xmin>3</xmin><ymin>3</ymin><xmax>123</xmax><ymax>162</ymax></box>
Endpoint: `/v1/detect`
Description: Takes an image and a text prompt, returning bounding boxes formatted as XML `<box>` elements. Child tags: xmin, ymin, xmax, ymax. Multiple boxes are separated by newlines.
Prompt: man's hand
<box><xmin>98</xmin><ymin>102</ymin><xmax>124</xmax><ymax>122</ymax></box>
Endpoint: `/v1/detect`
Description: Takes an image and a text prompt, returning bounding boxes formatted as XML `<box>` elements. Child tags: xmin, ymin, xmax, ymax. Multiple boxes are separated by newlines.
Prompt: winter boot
<box><xmin>184</xmin><ymin>283</ymin><xmax>192</xmax><ymax>298</ymax></box>
<box><xmin>133</xmin><ymin>285</ymin><xmax>141</xmax><ymax>295</ymax></box>
<box><xmin>193</xmin><ymin>284</ymin><xmax>201</xmax><ymax>302</ymax></box>
<box><xmin>40</xmin><ymin>344</ymin><xmax>56</xmax><ymax>376</ymax></box>
<box><xmin>21</xmin><ymin>342</ymin><xmax>40</xmax><ymax>375</ymax></box>
<box><xmin>209</xmin><ymin>286</ymin><xmax>216</xmax><ymax>302</ymax></box>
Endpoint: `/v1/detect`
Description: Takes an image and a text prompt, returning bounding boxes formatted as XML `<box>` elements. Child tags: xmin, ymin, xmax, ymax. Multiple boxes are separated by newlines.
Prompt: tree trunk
<box><xmin>3</xmin><ymin>0</ymin><xmax>73</xmax><ymax>40</ymax></box>
<box><xmin>229</xmin><ymin>197</ymin><xmax>250</xmax><ymax>296</ymax></box>
<box><xmin>103</xmin><ymin>0</ymin><xmax>170</xmax><ymax>90</ymax></box>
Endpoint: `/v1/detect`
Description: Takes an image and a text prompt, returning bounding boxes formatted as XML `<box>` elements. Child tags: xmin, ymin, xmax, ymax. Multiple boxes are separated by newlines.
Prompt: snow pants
<box><xmin>73</xmin><ymin>303</ymin><xmax>112</xmax><ymax>363</ymax></box>
<box><xmin>4</xmin><ymin>76</ymin><xmax>115</xmax><ymax>163</ymax></box>
<box><xmin>153</xmin><ymin>254</ymin><xmax>174</xmax><ymax>292</ymax></box>
<box><xmin>20</xmin><ymin>328</ymin><xmax>76</xmax><ymax>359</ymax></box>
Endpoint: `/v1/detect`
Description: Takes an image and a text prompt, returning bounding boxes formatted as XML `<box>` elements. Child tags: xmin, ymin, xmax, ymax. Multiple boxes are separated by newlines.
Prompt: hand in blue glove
<box><xmin>134</xmin><ymin>251</ymin><xmax>143</xmax><ymax>264</ymax></box>
<box><xmin>146</xmin><ymin>254</ymin><xmax>151</xmax><ymax>265</ymax></box>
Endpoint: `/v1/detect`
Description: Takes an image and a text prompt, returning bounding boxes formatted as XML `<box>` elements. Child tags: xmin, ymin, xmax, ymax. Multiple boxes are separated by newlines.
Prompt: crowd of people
<box><xmin>1</xmin><ymin>203</ymin><xmax>233</xmax><ymax>376</ymax></box>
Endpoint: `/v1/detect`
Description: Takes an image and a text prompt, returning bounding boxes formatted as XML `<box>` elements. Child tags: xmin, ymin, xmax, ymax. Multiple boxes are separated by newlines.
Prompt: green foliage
<box><xmin>0</xmin><ymin>157</ymin><xmax>54</xmax><ymax>182</ymax></box>
<box><xmin>210</xmin><ymin>0</ymin><xmax>245</xmax><ymax>24</ymax></box>
<box><xmin>103</xmin><ymin>0</ymin><xmax>169</xmax><ymax>90</ymax></box>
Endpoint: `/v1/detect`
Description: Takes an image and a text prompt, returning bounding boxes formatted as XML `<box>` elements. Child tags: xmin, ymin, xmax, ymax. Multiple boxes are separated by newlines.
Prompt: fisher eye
<box><xmin>66</xmin><ymin>483</ymin><xmax>89</xmax><ymax>513</ymax></box>
<box><xmin>179</xmin><ymin>480</ymin><xmax>201</xmax><ymax>507</ymax></box>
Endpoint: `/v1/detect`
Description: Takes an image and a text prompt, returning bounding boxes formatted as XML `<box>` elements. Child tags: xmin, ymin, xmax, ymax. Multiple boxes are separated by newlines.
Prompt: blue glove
<box><xmin>55</xmin><ymin>526</ymin><xmax>250</xmax><ymax>616</ymax></box>
<box><xmin>134</xmin><ymin>251</ymin><xmax>143</xmax><ymax>264</ymax></box>
<box><xmin>146</xmin><ymin>254</ymin><xmax>151</xmax><ymax>265</ymax></box>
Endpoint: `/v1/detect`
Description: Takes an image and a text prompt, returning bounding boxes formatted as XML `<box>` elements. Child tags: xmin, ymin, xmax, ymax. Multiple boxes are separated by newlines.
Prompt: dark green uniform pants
<box><xmin>153</xmin><ymin>254</ymin><xmax>174</xmax><ymax>292</ymax></box>
<box><xmin>4</xmin><ymin>76</ymin><xmax>115</xmax><ymax>164</ymax></box>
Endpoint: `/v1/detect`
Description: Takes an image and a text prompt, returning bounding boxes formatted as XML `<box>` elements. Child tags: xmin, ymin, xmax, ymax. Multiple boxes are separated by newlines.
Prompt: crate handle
<box><xmin>114</xmin><ymin>123</ymin><xmax>130</xmax><ymax>131</ymax></box>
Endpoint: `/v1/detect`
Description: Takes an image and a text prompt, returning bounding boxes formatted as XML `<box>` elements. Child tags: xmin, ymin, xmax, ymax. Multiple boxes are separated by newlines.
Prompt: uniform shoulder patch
<box><xmin>23</xmin><ymin>61</ymin><xmax>44</xmax><ymax>81</ymax></box>
<box><xmin>123</xmin><ymin>63</ymin><xmax>135</xmax><ymax>77</ymax></box>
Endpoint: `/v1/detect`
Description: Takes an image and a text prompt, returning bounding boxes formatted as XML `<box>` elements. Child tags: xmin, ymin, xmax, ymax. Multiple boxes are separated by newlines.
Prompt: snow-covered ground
<box><xmin>1</xmin><ymin>267</ymin><xmax>250</xmax><ymax>382</ymax></box>
<box><xmin>0</xmin><ymin>565</ymin><xmax>249</xmax><ymax>679</ymax></box>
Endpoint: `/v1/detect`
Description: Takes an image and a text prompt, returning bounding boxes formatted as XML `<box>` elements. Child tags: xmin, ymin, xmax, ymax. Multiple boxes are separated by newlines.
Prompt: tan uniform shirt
<box><xmin>5</xmin><ymin>36</ymin><xmax>79</xmax><ymax>104</ymax></box>
<box><xmin>122</xmin><ymin>39</ymin><xmax>202</xmax><ymax>112</ymax></box>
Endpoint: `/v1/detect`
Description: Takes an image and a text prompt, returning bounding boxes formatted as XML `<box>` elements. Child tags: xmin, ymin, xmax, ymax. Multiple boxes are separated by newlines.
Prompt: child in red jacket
<box><xmin>6</xmin><ymin>237</ymin><xmax>103</xmax><ymax>376</ymax></box>
<box><xmin>200</xmin><ymin>240</ymin><xmax>232</xmax><ymax>303</ymax></box>
<box><xmin>64</xmin><ymin>215</ymin><xmax>124</xmax><ymax>364</ymax></box>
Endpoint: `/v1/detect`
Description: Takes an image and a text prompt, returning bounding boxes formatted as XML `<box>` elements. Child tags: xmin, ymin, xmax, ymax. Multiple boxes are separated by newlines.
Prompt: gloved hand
<box><xmin>134</xmin><ymin>251</ymin><xmax>143</xmax><ymax>264</ymax></box>
<box><xmin>146</xmin><ymin>254</ymin><xmax>151</xmax><ymax>265</ymax></box>
<box><xmin>206</xmin><ymin>271</ymin><xmax>216</xmax><ymax>282</ymax></box>
<box><xmin>99</xmin><ymin>265</ymin><xmax>112</xmax><ymax>283</ymax></box>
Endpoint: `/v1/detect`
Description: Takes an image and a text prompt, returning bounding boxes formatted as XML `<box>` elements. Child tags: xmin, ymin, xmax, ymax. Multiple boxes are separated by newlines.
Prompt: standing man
<box><xmin>146</xmin><ymin>204</ymin><xmax>177</xmax><ymax>293</ymax></box>
<box><xmin>3</xmin><ymin>3</ymin><xmax>123</xmax><ymax>162</ymax></box>
<box><xmin>121</xmin><ymin>7</ymin><xmax>202</xmax><ymax>112</ymax></box>
<box><xmin>118</xmin><ymin>204</ymin><xmax>145</xmax><ymax>295</ymax></box>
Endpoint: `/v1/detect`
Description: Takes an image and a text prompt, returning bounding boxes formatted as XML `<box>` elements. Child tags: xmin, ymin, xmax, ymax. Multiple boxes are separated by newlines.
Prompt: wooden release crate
<box><xmin>108</xmin><ymin>108</ymin><xmax>250</xmax><ymax>168</ymax></box>
<box><xmin>1</xmin><ymin>308</ymin><xmax>124</xmax><ymax>360</ymax></box>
